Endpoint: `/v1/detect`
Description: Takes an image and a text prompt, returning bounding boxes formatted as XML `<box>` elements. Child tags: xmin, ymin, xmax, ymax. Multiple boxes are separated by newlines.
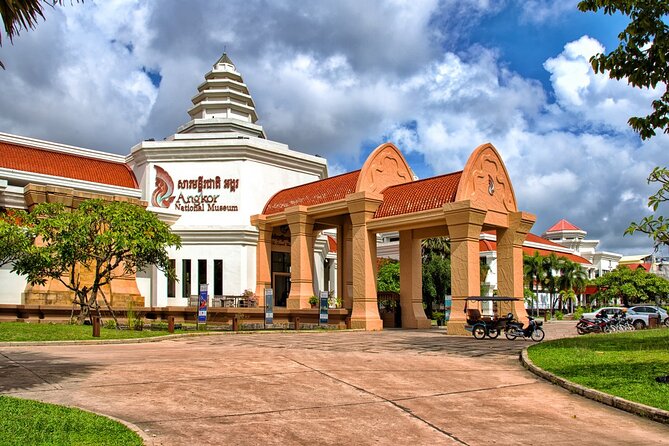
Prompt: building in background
<box><xmin>0</xmin><ymin>54</ymin><xmax>331</xmax><ymax>307</ymax></box>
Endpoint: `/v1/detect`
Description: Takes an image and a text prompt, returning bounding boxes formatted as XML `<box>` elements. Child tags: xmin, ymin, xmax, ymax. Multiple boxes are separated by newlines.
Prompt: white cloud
<box><xmin>0</xmin><ymin>2</ymin><xmax>667</xmax><ymax>254</ymax></box>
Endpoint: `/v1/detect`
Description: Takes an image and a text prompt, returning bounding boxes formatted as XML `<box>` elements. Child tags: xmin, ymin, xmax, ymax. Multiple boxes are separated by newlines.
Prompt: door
<box><xmin>273</xmin><ymin>272</ymin><xmax>290</xmax><ymax>307</ymax></box>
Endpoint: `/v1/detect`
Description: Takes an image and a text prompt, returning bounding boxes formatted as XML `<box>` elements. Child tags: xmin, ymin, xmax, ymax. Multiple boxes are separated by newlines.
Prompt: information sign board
<box><xmin>319</xmin><ymin>291</ymin><xmax>329</xmax><ymax>326</ymax></box>
<box><xmin>264</xmin><ymin>288</ymin><xmax>274</xmax><ymax>326</ymax></box>
<box><xmin>197</xmin><ymin>284</ymin><xmax>208</xmax><ymax>325</ymax></box>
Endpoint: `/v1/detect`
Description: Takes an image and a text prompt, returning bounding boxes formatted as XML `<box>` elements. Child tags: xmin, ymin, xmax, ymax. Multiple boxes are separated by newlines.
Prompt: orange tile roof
<box><xmin>327</xmin><ymin>235</ymin><xmax>337</xmax><ymax>253</ymax></box>
<box><xmin>621</xmin><ymin>263</ymin><xmax>652</xmax><ymax>272</ymax></box>
<box><xmin>479</xmin><ymin>235</ymin><xmax>591</xmax><ymax>265</ymax></box>
<box><xmin>523</xmin><ymin>246</ymin><xmax>591</xmax><ymax>265</ymax></box>
<box><xmin>0</xmin><ymin>142</ymin><xmax>138</xmax><ymax>189</ymax></box>
<box><xmin>374</xmin><ymin>171</ymin><xmax>462</xmax><ymax>219</ymax></box>
<box><xmin>263</xmin><ymin>170</ymin><xmax>360</xmax><ymax>215</ymax></box>
<box><xmin>546</xmin><ymin>218</ymin><xmax>582</xmax><ymax>232</ymax></box>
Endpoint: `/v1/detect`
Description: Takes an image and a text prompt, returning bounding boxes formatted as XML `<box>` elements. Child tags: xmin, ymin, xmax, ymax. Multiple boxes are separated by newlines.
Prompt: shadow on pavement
<box><xmin>0</xmin><ymin>350</ymin><xmax>97</xmax><ymax>393</ymax></box>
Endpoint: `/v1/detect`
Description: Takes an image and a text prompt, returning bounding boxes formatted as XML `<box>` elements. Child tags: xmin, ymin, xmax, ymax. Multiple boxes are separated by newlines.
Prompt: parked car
<box><xmin>626</xmin><ymin>305</ymin><xmax>669</xmax><ymax>329</ymax></box>
<box><xmin>581</xmin><ymin>307</ymin><xmax>626</xmax><ymax>320</ymax></box>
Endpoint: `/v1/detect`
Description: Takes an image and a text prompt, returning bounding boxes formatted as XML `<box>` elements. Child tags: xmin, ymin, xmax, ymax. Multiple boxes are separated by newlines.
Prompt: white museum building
<box><xmin>0</xmin><ymin>54</ymin><xmax>335</xmax><ymax>307</ymax></box>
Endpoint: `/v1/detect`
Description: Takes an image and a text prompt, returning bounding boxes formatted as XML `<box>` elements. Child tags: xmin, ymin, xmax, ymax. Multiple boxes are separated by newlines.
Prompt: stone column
<box><xmin>497</xmin><ymin>211</ymin><xmax>536</xmax><ymax>325</ymax></box>
<box><xmin>251</xmin><ymin>215</ymin><xmax>273</xmax><ymax>306</ymax></box>
<box><xmin>444</xmin><ymin>202</ymin><xmax>487</xmax><ymax>335</ymax></box>
<box><xmin>286</xmin><ymin>206</ymin><xmax>314</xmax><ymax>309</ymax></box>
<box><xmin>399</xmin><ymin>230</ymin><xmax>431</xmax><ymax>328</ymax></box>
<box><xmin>343</xmin><ymin>218</ymin><xmax>354</xmax><ymax>310</ymax></box>
<box><xmin>346</xmin><ymin>192</ymin><xmax>383</xmax><ymax>330</ymax></box>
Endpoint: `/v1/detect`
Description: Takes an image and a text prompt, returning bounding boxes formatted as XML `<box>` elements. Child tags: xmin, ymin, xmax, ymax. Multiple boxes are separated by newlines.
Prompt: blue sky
<box><xmin>0</xmin><ymin>0</ymin><xmax>667</xmax><ymax>255</ymax></box>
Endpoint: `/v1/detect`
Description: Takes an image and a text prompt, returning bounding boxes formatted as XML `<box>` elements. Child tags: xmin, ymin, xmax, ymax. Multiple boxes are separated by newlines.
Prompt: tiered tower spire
<box><xmin>177</xmin><ymin>52</ymin><xmax>266</xmax><ymax>138</ymax></box>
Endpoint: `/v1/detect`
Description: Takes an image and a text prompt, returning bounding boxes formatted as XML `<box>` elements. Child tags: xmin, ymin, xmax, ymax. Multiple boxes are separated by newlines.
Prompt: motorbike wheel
<box><xmin>505</xmin><ymin>330</ymin><xmax>517</xmax><ymax>340</ymax></box>
<box><xmin>603</xmin><ymin>325</ymin><xmax>612</xmax><ymax>333</ymax></box>
<box><xmin>487</xmin><ymin>328</ymin><xmax>499</xmax><ymax>339</ymax></box>
<box><xmin>530</xmin><ymin>328</ymin><xmax>545</xmax><ymax>342</ymax></box>
<box><xmin>472</xmin><ymin>324</ymin><xmax>486</xmax><ymax>340</ymax></box>
<box><xmin>576</xmin><ymin>326</ymin><xmax>587</xmax><ymax>335</ymax></box>
<box><xmin>664</xmin><ymin>318</ymin><xmax>669</xmax><ymax>328</ymax></box>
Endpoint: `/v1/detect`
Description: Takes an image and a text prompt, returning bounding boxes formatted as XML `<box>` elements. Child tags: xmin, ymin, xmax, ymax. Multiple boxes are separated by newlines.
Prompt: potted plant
<box><xmin>433</xmin><ymin>311</ymin><xmax>445</xmax><ymax>326</ymax></box>
<box><xmin>308</xmin><ymin>296</ymin><xmax>319</xmax><ymax>308</ymax></box>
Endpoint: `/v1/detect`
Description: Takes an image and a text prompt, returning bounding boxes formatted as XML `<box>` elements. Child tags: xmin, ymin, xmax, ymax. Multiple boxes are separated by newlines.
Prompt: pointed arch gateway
<box><xmin>251</xmin><ymin>142</ymin><xmax>535</xmax><ymax>333</ymax></box>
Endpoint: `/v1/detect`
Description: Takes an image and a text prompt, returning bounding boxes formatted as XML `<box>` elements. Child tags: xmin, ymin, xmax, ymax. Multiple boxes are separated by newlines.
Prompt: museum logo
<box><xmin>151</xmin><ymin>165</ymin><xmax>175</xmax><ymax>208</ymax></box>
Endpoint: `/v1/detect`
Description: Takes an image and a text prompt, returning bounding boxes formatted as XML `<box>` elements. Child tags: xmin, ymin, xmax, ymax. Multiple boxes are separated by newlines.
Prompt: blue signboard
<box><xmin>319</xmin><ymin>291</ymin><xmax>329</xmax><ymax>326</ymax></box>
<box><xmin>444</xmin><ymin>295</ymin><xmax>452</xmax><ymax>323</ymax></box>
<box><xmin>197</xmin><ymin>284</ymin><xmax>208</xmax><ymax>325</ymax></box>
<box><xmin>264</xmin><ymin>288</ymin><xmax>274</xmax><ymax>326</ymax></box>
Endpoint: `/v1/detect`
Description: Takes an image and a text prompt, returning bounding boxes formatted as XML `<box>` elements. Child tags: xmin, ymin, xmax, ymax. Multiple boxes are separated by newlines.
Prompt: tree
<box><xmin>540</xmin><ymin>253</ymin><xmax>560</xmax><ymax>316</ymax></box>
<box><xmin>421</xmin><ymin>237</ymin><xmax>451</xmax><ymax>318</ymax></box>
<box><xmin>0</xmin><ymin>210</ymin><xmax>31</xmax><ymax>267</ymax></box>
<box><xmin>557</xmin><ymin>259</ymin><xmax>588</xmax><ymax>311</ymax></box>
<box><xmin>0</xmin><ymin>0</ymin><xmax>80</xmax><ymax>69</ymax></box>
<box><xmin>578</xmin><ymin>1</ymin><xmax>669</xmax><ymax>248</ymax></box>
<box><xmin>523</xmin><ymin>252</ymin><xmax>545</xmax><ymax>316</ymax></box>
<box><xmin>625</xmin><ymin>166</ymin><xmax>669</xmax><ymax>249</ymax></box>
<box><xmin>592</xmin><ymin>265</ymin><xmax>669</xmax><ymax>306</ymax></box>
<box><xmin>377</xmin><ymin>260</ymin><xmax>400</xmax><ymax>293</ymax></box>
<box><xmin>578</xmin><ymin>1</ymin><xmax>669</xmax><ymax>139</ymax></box>
<box><xmin>11</xmin><ymin>199</ymin><xmax>181</xmax><ymax>323</ymax></box>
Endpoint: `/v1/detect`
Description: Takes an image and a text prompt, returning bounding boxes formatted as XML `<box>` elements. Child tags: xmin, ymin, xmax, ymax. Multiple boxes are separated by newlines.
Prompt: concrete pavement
<box><xmin>1</xmin><ymin>322</ymin><xmax>668</xmax><ymax>445</ymax></box>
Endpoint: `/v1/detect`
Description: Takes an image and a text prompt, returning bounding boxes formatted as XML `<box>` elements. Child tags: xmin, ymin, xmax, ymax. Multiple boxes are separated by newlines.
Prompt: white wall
<box><xmin>0</xmin><ymin>266</ymin><xmax>25</xmax><ymax>304</ymax></box>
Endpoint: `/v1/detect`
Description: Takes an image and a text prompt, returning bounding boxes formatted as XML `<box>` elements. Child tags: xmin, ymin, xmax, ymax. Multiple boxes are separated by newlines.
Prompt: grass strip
<box><xmin>528</xmin><ymin>329</ymin><xmax>669</xmax><ymax>411</ymax></box>
<box><xmin>0</xmin><ymin>396</ymin><xmax>142</xmax><ymax>445</ymax></box>
<box><xmin>0</xmin><ymin>322</ymin><xmax>179</xmax><ymax>342</ymax></box>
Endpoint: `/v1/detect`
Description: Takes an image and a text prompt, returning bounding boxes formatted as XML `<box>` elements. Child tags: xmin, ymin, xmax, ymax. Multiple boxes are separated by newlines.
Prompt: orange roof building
<box><xmin>252</xmin><ymin>140</ymin><xmax>535</xmax><ymax>333</ymax></box>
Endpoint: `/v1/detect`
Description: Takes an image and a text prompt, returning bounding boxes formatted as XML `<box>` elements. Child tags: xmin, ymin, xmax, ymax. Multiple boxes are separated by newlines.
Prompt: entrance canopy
<box><xmin>251</xmin><ymin>142</ymin><xmax>535</xmax><ymax>333</ymax></box>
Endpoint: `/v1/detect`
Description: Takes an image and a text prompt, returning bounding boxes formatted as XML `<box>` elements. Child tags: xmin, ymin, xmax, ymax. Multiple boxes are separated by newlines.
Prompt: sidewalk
<box><xmin>1</xmin><ymin>328</ymin><xmax>667</xmax><ymax>445</ymax></box>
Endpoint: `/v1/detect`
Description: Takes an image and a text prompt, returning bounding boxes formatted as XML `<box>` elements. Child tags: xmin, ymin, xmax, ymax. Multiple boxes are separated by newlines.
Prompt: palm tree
<box><xmin>557</xmin><ymin>259</ymin><xmax>588</xmax><ymax>312</ymax></box>
<box><xmin>523</xmin><ymin>252</ymin><xmax>545</xmax><ymax>316</ymax></box>
<box><xmin>0</xmin><ymin>1</ymin><xmax>76</xmax><ymax>69</ymax></box>
<box><xmin>541</xmin><ymin>253</ymin><xmax>560</xmax><ymax>316</ymax></box>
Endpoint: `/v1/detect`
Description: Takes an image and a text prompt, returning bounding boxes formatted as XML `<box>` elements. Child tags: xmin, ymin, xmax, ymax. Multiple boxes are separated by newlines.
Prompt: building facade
<box><xmin>0</xmin><ymin>54</ymin><xmax>330</xmax><ymax>307</ymax></box>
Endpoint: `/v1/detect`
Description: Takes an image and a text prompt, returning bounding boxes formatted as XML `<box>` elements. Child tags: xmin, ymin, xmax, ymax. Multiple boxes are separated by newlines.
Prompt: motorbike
<box><xmin>504</xmin><ymin>315</ymin><xmax>545</xmax><ymax>342</ymax></box>
<box><xmin>575</xmin><ymin>317</ymin><xmax>610</xmax><ymax>335</ymax></box>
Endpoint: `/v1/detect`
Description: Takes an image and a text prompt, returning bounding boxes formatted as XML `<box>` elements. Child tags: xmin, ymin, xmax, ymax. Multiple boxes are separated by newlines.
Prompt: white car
<box><xmin>626</xmin><ymin>305</ymin><xmax>669</xmax><ymax>329</ymax></box>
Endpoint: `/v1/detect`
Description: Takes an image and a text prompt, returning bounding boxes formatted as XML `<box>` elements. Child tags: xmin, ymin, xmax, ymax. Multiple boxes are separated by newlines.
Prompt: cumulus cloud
<box><xmin>0</xmin><ymin>1</ymin><xmax>667</xmax><ymax>254</ymax></box>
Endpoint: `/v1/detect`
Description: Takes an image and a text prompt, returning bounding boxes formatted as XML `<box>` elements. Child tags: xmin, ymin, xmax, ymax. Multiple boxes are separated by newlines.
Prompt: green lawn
<box><xmin>0</xmin><ymin>396</ymin><xmax>142</xmax><ymax>445</ymax></box>
<box><xmin>0</xmin><ymin>322</ymin><xmax>180</xmax><ymax>342</ymax></box>
<box><xmin>528</xmin><ymin>329</ymin><xmax>669</xmax><ymax>411</ymax></box>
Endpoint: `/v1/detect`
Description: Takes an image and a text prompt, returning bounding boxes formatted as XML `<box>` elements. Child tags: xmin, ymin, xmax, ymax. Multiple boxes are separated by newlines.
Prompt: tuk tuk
<box><xmin>464</xmin><ymin>296</ymin><xmax>519</xmax><ymax>339</ymax></box>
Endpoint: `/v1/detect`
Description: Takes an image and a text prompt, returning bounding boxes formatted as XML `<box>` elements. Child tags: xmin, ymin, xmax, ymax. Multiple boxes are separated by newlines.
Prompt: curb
<box><xmin>520</xmin><ymin>347</ymin><xmax>669</xmax><ymax>425</ymax></box>
<box><xmin>90</xmin><ymin>411</ymin><xmax>155</xmax><ymax>446</ymax></box>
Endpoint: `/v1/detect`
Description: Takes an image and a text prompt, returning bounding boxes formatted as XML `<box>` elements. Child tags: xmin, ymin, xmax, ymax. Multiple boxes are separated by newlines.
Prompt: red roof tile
<box><xmin>523</xmin><ymin>247</ymin><xmax>591</xmax><ymax>265</ymax></box>
<box><xmin>525</xmin><ymin>233</ymin><xmax>572</xmax><ymax>249</ymax></box>
<box><xmin>546</xmin><ymin>219</ymin><xmax>582</xmax><ymax>232</ymax></box>
<box><xmin>263</xmin><ymin>170</ymin><xmax>360</xmax><ymax>215</ymax></box>
<box><xmin>0</xmin><ymin>142</ymin><xmax>137</xmax><ymax>189</ymax></box>
<box><xmin>327</xmin><ymin>235</ymin><xmax>337</xmax><ymax>253</ymax></box>
<box><xmin>374</xmin><ymin>171</ymin><xmax>462</xmax><ymax>219</ymax></box>
<box><xmin>621</xmin><ymin>263</ymin><xmax>652</xmax><ymax>272</ymax></box>
<box><xmin>479</xmin><ymin>237</ymin><xmax>591</xmax><ymax>265</ymax></box>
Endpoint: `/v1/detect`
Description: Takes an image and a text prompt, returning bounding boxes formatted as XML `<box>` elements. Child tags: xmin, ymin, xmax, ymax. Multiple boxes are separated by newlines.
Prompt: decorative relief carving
<box><xmin>356</xmin><ymin>143</ymin><xmax>413</xmax><ymax>194</ymax></box>
<box><xmin>457</xmin><ymin>144</ymin><xmax>517</xmax><ymax>213</ymax></box>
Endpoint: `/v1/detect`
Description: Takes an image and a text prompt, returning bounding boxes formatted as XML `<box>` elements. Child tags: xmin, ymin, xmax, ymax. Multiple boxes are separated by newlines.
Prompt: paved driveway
<box><xmin>1</xmin><ymin>323</ymin><xmax>668</xmax><ymax>445</ymax></box>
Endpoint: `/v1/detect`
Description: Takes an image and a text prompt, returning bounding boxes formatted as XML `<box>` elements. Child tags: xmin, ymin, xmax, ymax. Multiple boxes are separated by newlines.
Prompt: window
<box><xmin>198</xmin><ymin>259</ymin><xmax>207</xmax><ymax>287</ymax></box>
<box><xmin>214</xmin><ymin>259</ymin><xmax>223</xmax><ymax>296</ymax></box>
<box><xmin>271</xmin><ymin>251</ymin><xmax>290</xmax><ymax>273</ymax></box>
<box><xmin>182</xmin><ymin>259</ymin><xmax>191</xmax><ymax>297</ymax></box>
<box><xmin>167</xmin><ymin>259</ymin><xmax>175</xmax><ymax>298</ymax></box>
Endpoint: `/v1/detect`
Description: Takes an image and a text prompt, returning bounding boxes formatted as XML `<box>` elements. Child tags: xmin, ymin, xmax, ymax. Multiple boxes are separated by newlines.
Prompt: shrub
<box><xmin>555</xmin><ymin>311</ymin><xmax>564</xmax><ymax>321</ymax></box>
<box><xmin>104</xmin><ymin>319</ymin><xmax>117</xmax><ymax>330</ymax></box>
